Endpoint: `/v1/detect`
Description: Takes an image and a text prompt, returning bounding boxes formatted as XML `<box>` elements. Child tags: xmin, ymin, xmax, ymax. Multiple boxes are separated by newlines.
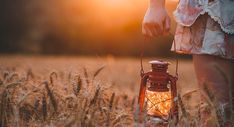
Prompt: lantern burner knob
<box><xmin>149</xmin><ymin>60</ymin><xmax>169</xmax><ymax>72</ymax></box>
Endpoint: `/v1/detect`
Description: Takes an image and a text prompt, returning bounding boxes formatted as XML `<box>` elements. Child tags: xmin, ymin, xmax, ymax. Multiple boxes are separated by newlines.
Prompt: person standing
<box><xmin>142</xmin><ymin>0</ymin><xmax>234</xmax><ymax>126</ymax></box>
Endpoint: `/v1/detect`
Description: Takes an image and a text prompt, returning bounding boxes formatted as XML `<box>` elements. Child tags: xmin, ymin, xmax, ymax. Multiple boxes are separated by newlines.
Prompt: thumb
<box><xmin>164</xmin><ymin>17</ymin><xmax>171</xmax><ymax>34</ymax></box>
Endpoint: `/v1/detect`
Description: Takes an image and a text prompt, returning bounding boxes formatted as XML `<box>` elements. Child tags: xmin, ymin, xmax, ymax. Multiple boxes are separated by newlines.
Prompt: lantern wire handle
<box><xmin>140</xmin><ymin>34</ymin><xmax>179</xmax><ymax>78</ymax></box>
<box><xmin>173</xmin><ymin>33</ymin><xmax>179</xmax><ymax>78</ymax></box>
<box><xmin>140</xmin><ymin>37</ymin><xmax>148</xmax><ymax>77</ymax></box>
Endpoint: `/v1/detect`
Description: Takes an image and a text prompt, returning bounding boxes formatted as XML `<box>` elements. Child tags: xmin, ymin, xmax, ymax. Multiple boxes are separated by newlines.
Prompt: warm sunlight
<box><xmin>1</xmin><ymin>0</ymin><xmax>178</xmax><ymax>54</ymax></box>
<box><xmin>2</xmin><ymin>0</ymin><xmax>232</xmax><ymax>126</ymax></box>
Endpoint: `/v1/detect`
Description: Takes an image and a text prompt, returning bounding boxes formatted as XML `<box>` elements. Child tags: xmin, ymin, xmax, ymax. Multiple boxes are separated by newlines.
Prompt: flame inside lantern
<box><xmin>146</xmin><ymin>90</ymin><xmax>171</xmax><ymax>119</ymax></box>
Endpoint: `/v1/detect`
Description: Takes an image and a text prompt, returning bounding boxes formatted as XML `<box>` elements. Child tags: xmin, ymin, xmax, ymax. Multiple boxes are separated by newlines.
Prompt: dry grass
<box><xmin>0</xmin><ymin>55</ymin><xmax>232</xmax><ymax>127</ymax></box>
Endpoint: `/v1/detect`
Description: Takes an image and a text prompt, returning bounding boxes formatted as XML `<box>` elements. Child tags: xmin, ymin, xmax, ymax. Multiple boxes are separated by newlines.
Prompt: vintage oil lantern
<box><xmin>138</xmin><ymin>60</ymin><xmax>178</xmax><ymax>122</ymax></box>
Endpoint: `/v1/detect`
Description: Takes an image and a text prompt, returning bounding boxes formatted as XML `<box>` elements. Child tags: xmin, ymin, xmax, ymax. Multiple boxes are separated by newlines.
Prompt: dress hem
<box><xmin>171</xmin><ymin>50</ymin><xmax>234</xmax><ymax>60</ymax></box>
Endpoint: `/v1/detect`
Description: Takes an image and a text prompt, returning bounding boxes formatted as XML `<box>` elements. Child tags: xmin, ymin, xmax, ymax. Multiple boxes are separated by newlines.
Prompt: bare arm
<box><xmin>149</xmin><ymin>0</ymin><xmax>165</xmax><ymax>9</ymax></box>
<box><xmin>142</xmin><ymin>0</ymin><xmax>170</xmax><ymax>38</ymax></box>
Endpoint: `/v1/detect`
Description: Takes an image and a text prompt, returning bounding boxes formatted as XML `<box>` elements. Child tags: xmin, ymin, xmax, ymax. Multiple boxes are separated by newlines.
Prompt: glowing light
<box><xmin>146</xmin><ymin>90</ymin><xmax>171</xmax><ymax>119</ymax></box>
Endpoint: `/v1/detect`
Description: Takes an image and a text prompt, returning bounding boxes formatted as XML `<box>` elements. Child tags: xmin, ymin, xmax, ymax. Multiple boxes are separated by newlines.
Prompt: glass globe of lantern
<box><xmin>146</xmin><ymin>61</ymin><xmax>172</xmax><ymax>120</ymax></box>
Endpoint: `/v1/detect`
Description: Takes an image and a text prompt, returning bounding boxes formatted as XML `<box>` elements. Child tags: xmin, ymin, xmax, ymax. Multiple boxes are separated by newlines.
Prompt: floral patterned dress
<box><xmin>171</xmin><ymin>0</ymin><xmax>234</xmax><ymax>59</ymax></box>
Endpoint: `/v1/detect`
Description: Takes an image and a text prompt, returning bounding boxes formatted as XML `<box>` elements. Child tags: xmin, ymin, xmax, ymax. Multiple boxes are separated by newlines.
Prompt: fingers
<box><xmin>155</xmin><ymin>23</ymin><xmax>163</xmax><ymax>36</ymax></box>
<box><xmin>142</xmin><ymin>23</ymin><xmax>162</xmax><ymax>38</ymax></box>
<box><xmin>152</xmin><ymin>26</ymin><xmax>158</xmax><ymax>37</ymax></box>
<box><xmin>163</xmin><ymin>17</ymin><xmax>171</xmax><ymax>35</ymax></box>
<box><xmin>142</xmin><ymin>17</ymin><xmax>171</xmax><ymax>38</ymax></box>
<box><xmin>142</xmin><ymin>23</ymin><xmax>153</xmax><ymax>38</ymax></box>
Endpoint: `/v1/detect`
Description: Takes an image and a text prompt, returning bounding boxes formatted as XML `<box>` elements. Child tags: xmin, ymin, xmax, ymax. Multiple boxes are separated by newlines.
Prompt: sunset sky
<box><xmin>0</xmin><ymin>0</ymin><xmax>179</xmax><ymax>55</ymax></box>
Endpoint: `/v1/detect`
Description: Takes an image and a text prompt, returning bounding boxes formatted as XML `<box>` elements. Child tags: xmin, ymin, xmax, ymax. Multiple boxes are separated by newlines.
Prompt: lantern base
<box><xmin>146</xmin><ymin>116</ymin><xmax>168</xmax><ymax>127</ymax></box>
<box><xmin>147</xmin><ymin>114</ymin><xmax>168</xmax><ymax>122</ymax></box>
<box><xmin>147</xmin><ymin>112</ymin><xmax>169</xmax><ymax>119</ymax></box>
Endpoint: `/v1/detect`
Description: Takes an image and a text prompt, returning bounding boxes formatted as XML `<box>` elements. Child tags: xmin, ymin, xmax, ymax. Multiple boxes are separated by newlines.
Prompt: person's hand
<box><xmin>142</xmin><ymin>6</ymin><xmax>171</xmax><ymax>38</ymax></box>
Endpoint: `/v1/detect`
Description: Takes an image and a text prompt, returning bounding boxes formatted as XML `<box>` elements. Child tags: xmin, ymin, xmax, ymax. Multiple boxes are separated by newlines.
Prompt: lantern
<box><xmin>138</xmin><ymin>60</ymin><xmax>178</xmax><ymax>123</ymax></box>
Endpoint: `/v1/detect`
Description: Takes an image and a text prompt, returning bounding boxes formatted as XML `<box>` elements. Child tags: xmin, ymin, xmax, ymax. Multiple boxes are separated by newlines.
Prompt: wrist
<box><xmin>149</xmin><ymin>0</ymin><xmax>165</xmax><ymax>9</ymax></box>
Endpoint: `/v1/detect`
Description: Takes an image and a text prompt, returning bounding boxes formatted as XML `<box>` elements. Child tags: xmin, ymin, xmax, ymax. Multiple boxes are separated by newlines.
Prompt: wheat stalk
<box><xmin>213</xmin><ymin>65</ymin><xmax>233</xmax><ymax>126</ymax></box>
<box><xmin>3</xmin><ymin>71</ymin><xmax>9</xmax><ymax>81</ymax></box>
<box><xmin>50</xmin><ymin>72</ymin><xmax>58</xmax><ymax>85</ymax></box>
<box><xmin>178</xmin><ymin>94</ymin><xmax>188</xmax><ymax>118</ymax></box>
<box><xmin>203</xmin><ymin>83</ymin><xmax>224</xmax><ymax>127</ymax></box>
<box><xmin>83</xmin><ymin>67</ymin><xmax>89</xmax><ymax>85</ymax></box>
<box><xmin>9</xmin><ymin>73</ymin><xmax>19</xmax><ymax>82</ymax></box>
<box><xmin>42</xmin><ymin>93</ymin><xmax>47</xmax><ymax>121</ymax></box>
<box><xmin>109</xmin><ymin>92</ymin><xmax>115</xmax><ymax>110</ymax></box>
<box><xmin>0</xmin><ymin>79</ymin><xmax>3</xmax><ymax>86</ymax></box>
<box><xmin>89</xmin><ymin>87</ymin><xmax>100</xmax><ymax>107</ymax></box>
<box><xmin>26</xmin><ymin>69</ymin><xmax>34</xmax><ymax>81</ymax></box>
<box><xmin>131</xmin><ymin>97</ymin><xmax>135</xmax><ymax>111</ymax></box>
<box><xmin>73</xmin><ymin>75</ymin><xmax>82</xmax><ymax>96</ymax></box>
<box><xmin>44</xmin><ymin>81</ymin><xmax>58</xmax><ymax>113</ymax></box>
<box><xmin>93</xmin><ymin>65</ymin><xmax>105</xmax><ymax>80</ymax></box>
<box><xmin>0</xmin><ymin>90</ymin><xmax>9</xmax><ymax>127</ymax></box>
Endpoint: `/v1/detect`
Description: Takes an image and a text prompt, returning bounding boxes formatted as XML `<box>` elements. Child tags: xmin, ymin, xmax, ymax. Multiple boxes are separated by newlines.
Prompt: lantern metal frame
<box><xmin>138</xmin><ymin>60</ymin><xmax>178</xmax><ymax>123</ymax></box>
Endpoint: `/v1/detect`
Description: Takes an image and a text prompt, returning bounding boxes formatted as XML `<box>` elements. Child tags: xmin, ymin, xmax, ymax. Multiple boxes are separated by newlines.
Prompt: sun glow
<box><xmin>42</xmin><ymin>0</ymin><xmax>178</xmax><ymax>51</ymax></box>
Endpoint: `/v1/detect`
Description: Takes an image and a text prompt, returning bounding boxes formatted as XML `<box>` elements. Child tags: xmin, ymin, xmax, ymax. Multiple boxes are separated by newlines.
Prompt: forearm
<box><xmin>149</xmin><ymin>0</ymin><xmax>165</xmax><ymax>9</ymax></box>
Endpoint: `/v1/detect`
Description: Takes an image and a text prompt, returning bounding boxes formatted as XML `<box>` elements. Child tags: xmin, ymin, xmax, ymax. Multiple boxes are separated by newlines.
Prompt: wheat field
<box><xmin>0</xmin><ymin>55</ymin><xmax>229</xmax><ymax>127</ymax></box>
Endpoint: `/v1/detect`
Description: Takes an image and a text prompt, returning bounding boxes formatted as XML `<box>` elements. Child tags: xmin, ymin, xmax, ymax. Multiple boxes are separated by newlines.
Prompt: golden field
<box><xmin>0</xmin><ymin>55</ymin><xmax>226</xmax><ymax>127</ymax></box>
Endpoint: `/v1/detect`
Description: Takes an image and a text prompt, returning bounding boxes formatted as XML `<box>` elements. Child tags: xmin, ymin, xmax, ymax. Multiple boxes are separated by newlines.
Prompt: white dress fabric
<box><xmin>172</xmin><ymin>0</ymin><xmax>234</xmax><ymax>59</ymax></box>
<box><xmin>173</xmin><ymin>0</ymin><xmax>234</xmax><ymax>34</ymax></box>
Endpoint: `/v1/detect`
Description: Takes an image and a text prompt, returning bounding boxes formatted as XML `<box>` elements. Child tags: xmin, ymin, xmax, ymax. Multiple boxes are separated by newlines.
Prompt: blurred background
<box><xmin>0</xmin><ymin>0</ymin><xmax>181</xmax><ymax>57</ymax></box>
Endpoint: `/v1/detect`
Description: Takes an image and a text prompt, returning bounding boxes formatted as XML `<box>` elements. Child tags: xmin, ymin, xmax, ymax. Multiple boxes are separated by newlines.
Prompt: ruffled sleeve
<box><xmin>173</xmin><ymin>0</ymin><xmax>234</xmax><ymax>34</ymax></box>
